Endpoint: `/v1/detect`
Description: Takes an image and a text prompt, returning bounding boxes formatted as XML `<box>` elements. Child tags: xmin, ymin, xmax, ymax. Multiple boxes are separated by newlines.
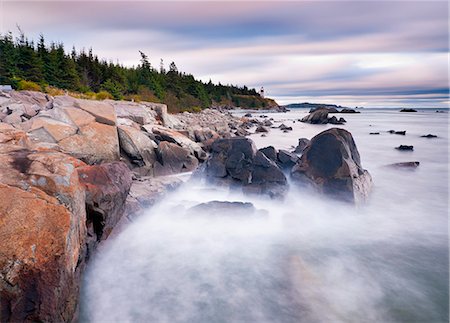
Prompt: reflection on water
<box><xmin>80</xmin><ymin>109</ymin><xmax>448</xmax><ymax>323</ymax></box>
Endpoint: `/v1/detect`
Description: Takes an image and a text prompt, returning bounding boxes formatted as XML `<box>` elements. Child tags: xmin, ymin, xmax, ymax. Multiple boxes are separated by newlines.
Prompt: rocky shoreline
<box><xmin>0</xmin><ymin>91</ymin><xmax>373</xmax><ymax>321</ymax></box>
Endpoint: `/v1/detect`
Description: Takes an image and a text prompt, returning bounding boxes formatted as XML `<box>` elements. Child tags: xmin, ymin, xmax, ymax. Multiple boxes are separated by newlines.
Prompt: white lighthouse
<box><xmin>260</xmin><ymin>86</ymin><xmax>265</xmax><ymax>98</ymax></box>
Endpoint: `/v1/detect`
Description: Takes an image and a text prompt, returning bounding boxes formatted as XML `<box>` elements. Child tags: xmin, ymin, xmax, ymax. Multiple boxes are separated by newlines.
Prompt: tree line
<box><xmin>0</xmin><ymin>31</ymin><xmax>272</xmax><ymax>112</ymax></box>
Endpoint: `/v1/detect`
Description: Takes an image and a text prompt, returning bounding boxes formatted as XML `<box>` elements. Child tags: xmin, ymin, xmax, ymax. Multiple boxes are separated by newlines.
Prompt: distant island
<box><xmin>283</xmin><ymin>102</ymin><xmax>352</xmax><ymax>110</ymax></box>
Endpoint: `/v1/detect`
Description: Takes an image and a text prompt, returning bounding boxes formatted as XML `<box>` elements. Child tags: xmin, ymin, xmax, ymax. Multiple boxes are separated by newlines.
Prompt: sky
<box><xmin>0</xmin><ymin>0</ymin><xmax>449</xmax><ymax>107</ymax></box>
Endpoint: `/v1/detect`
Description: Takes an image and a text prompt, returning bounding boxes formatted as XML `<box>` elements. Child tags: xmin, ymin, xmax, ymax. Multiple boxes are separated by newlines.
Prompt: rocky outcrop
<box><xmin>291</xmin><ymin>128</ymin><xmax>372</xmax><ymax>204</ymax></box>
<box><xmin>203</xmin><ymin>137</ymin><xmax>287</xmax><ymax>197</ymax></box>
<box><xmin>0</xmin><ymin>124</ymin><xmax>136</xmax><ymax>321</ymax></box>
<box><xmin>0</xmin><ymin>91</ymin><xmax>198</xmax><ymax>322</ymax></box>
<box><xmin>301</xmin><ymin>108</ymin><xmax>347</xmax><ymax>125</ymax></box>
<box><xmin>0</xmin><ymin>144</ymin><xmax>87</xmax><ymax>322</ymax></box>
<box><xmin>400</xmin><ymin>108</ymin><xmax>417</xmax><ymax>112</ymax></box>
<box><xmin>0</xmin><ymin>90</ymin><xmax>251</xmax><ymax>321</ymax></box>
<box><xmin>421</xmin><ymin>134</ymin><xmax>437</xmax><ymax>138</ymax></box>
<box><xmin>0</xmin><ymin>184</ymin><xmax>78</xmax><ymax>322</ymax></box>
<box><xmin>309</xmin><ymin>106</ymin><xmax>338</xmax><ymax>113</ymax></box>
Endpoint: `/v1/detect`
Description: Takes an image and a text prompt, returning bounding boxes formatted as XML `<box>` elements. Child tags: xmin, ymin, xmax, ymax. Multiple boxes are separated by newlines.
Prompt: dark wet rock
<box><xmin>388</xmin><ymin>130</ymin><xmax>406</xmax><ymax>135</ymax></box>
<box><xmin>400</xmin><ymin>108</ymin><xmax>417</xmax><ymax>112</ymax></box>
<box><xmin>340</xmin><ymin>108</ymin><xmax>360</xmax><ymax>113</ymax></box>
<box><xmin>262</xmin><ymin>119</ymin><xmax>273</xmax><ymax>127</ymax></box>
<box><xmin>294</xmin><ymin>138</ymin><xmax>310</xmax><ymax>153</ymax></box>
<box><xmin>278</xmin><ymin>149</ymin><xmax>299</xmax><ymax>169</ymax></box>
<box><xmin>203</xmin><ymin>137</ymin><xmax>287</xmax><ymax>197</ymax></box>
<box><xmin>395</xmin><ymin>145</ymin><xmax>414</xmax><ymax>151</ymax></box>
<box><xmin>261</xmin><ymin>133</ymin><xmax>267</xmax><ymax>137</ymax></box>
<box><xmin>259</xmin><ymin>146</ymin><xmax>278</xmax><ymax>162</ymax></box>
<box><xmin>279</xmin><ymin>123</ymin><xmax>293</xmax><ymax>131</ymax></box>
<box><xmin>255</xmin><ymin>125</ymin><xmax>269</xmax><ymax>133</ymax></box>
<box><xmin>301</xmin><ymin>108</ymin><xmax>329</xmax><ymax>124</ymax></box>
<box><xmin>291</xmin><ymin>128</ymin><xmax>372</xmax><ymax>204</ymax></box>
<box><xmin>244</xmin><ymin>113</ymin><xmax>252</xmax><ymax>117</ymax></box>
<box><xmin>421</xmin><ymin>134</ymin><xmax>437</xmax><ymax>138</ymax></box>
<box><xmin>387</xmin><ymin>161</ymin><xmax>420</xmax><ymax>169</ymax></box>
<box><xmin>370</xmin><ymin>132</ymin><xmax>380</xmax><ymax>135</ymax></box>
<box><xmin>328</xmin><ymin>116</ymin><xmax>344</xmax><ymax>125</ymax></box>
<box><xmin>302</xmin><ymin>108</ymin><xmax>349</xmax><ymax>125</ymax></box>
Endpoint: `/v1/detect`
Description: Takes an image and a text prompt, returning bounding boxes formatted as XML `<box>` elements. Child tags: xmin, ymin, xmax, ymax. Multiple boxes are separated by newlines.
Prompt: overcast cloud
<box><xmin>1</xmin><ymin>1</ymin><xmax>448</xmax><ymax>107</ymax></box>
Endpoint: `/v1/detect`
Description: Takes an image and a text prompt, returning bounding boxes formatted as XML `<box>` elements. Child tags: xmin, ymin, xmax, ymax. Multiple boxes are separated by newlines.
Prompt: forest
<box><xmin>0</xmin><ymin>31</ymin><xmax>276</xmax><ymax>112</ymax></box>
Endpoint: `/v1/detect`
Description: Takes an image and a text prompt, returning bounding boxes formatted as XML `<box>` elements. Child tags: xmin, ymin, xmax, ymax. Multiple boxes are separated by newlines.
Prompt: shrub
<box><xmin>17</xmin><ymin>80</ymin><xmax>41</xmax><ymax>92</ymax></box>
<box><xmin>45</xmin><ymin>86</ymin><xmax>66</xmax><ymax>96</ymax></box>
<box><xmin>96</xmin><ymin>91</ymin><xmax>113</xmax><ymax>100</ymax></box>
<box><xmin>83</xmin><ymin>91</ymin><xmax>97</xmax><ymax>99</ymax></box>
<box><xmin>124</xmin><ymin>94</ymin><xmax>142</xmax><ymax>103</ymax></box>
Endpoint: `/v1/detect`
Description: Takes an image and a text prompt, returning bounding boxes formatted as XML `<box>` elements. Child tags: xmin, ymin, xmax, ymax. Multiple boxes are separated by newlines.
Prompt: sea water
<box><xmin>80</xmin><ymin>108</ymin><xmax>448</xmax><ymax>322</ymax></box>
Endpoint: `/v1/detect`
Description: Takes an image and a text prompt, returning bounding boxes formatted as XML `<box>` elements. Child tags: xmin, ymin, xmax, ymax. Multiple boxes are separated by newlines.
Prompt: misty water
<box><xmin>80</xmin><ymin>108</ymin><xmax>448</xmax><ymax>322</ymax></box>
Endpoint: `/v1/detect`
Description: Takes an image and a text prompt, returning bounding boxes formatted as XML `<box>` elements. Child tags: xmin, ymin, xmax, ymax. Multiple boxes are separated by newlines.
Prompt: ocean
<box><xmin>80</xmin><ymin>108</ymin><xmax>449</xmax><ymax>322</ymax></box>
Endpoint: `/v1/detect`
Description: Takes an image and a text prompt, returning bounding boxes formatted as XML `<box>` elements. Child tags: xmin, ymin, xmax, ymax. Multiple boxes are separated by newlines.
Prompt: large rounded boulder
<box><xmin>203</xmin><ymin>137</ymin><xmax>287</xmax><ymax>197</ymax></box>
<box><xmin>291</xmin><ymin>128</ymin><xmax>372</xmax><ymax>203</ymax></box>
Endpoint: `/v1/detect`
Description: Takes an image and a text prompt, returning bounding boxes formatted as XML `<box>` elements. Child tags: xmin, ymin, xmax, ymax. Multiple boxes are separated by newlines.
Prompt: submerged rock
<box><xmin>396</xmin><ymin>145</ymin><xmax>414</xmax><ymax>151</ymax></box>
<box><xmin>387</xmin><ymin>161</ymin><xmax>420</xmax><ymax>169</ymax></box>
<box><xmin>279</xmin><ymin>123</ymin><xmax>292</xmax><ymax>131</ymax></box>
<box><xmin>400</xmin><ymin>108</ymin><xmax>417</xmax><ymax>112</ymax></box>
<box><xmin>187</xmin><ymin>201</ymin><xmax>256</xmax><ymax>216</ymax></box>
<box><xmin>388</xmin><ymin>130</ymin><xmax>406</xmax><ymax>135</ymax></box>
<box><xmin>291</xmin><ymin>128</ymin><xmax>372</xmax><ymax>204</ymax></box>
<box><xmin>421</xmin><ymin>134</ymin><xmax>437</xmax><ymax>138</ymax></box>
